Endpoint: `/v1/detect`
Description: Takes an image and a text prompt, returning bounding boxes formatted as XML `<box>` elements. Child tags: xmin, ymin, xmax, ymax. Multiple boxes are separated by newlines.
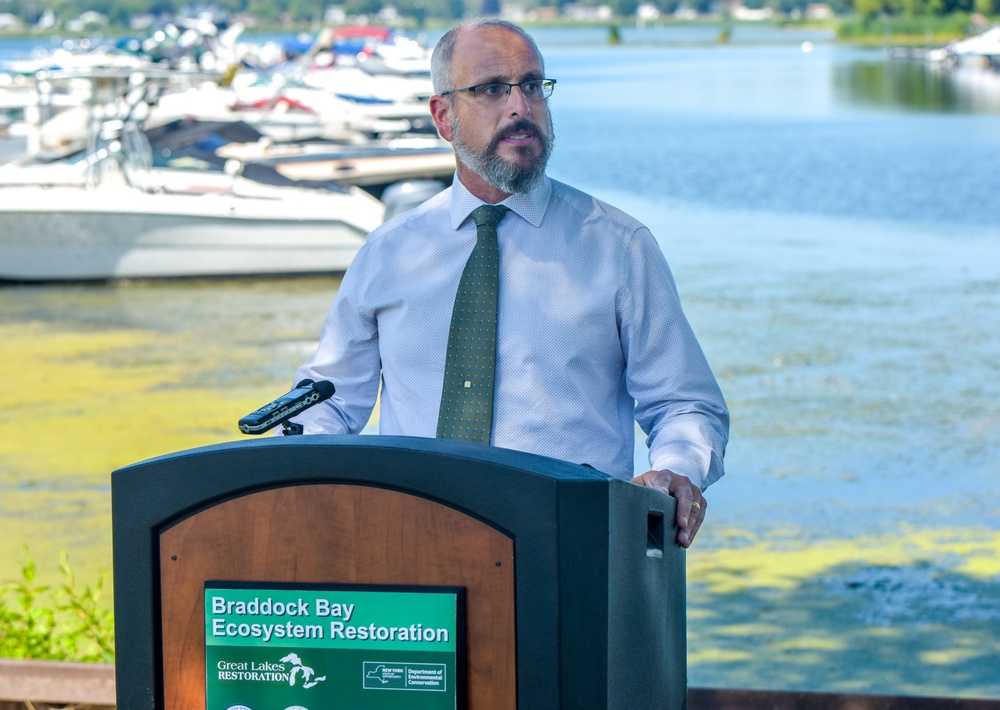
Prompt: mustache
<box><xmin>487</xmin><ymin>119</ymin><xmax>544</xmax><ymax>152</ymax></box>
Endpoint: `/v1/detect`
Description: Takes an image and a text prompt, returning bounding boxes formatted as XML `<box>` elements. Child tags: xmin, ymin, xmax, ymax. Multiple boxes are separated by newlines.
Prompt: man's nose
<box><xmin>505</xmin><ymin>84</ymin><xmax>531</xmax><ymax>116</ymax></box>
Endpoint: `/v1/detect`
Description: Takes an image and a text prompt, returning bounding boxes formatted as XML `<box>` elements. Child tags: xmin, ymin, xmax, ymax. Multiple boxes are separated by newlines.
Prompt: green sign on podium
<box><xmin>204</xmin><ymin>583</ymin><xmax>465</xmax><ymax>710</ymax></box>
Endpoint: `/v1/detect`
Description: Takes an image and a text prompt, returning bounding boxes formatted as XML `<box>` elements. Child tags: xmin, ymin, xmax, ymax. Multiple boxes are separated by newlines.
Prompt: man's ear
<box><xmin>430</xmin><ymin>95</ymin><xmax>454</xmax><ymax>142</ymax></box>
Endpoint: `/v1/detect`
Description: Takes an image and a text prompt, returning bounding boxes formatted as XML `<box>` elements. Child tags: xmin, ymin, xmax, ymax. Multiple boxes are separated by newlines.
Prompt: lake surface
<box><xmin>2</xmin><ymin>25</ymin><xmax>999</xmax><ymax>697</ymax></box>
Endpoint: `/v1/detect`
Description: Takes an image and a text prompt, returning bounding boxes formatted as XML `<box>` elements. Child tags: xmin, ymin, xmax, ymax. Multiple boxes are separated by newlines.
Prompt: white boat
<box><xmin>0</xmin><ymin>75</ymin><xmax>444</xmax><ymax>283</ymax></box>
<box><xmin>2</xmin><ymin>65</ymin><xmax>226</xmax><ymax>158</ymax></box>
<box><xmin>1</xmin><ymin>41</ymin><xmax>160</xmax><ymax>144</ymax></box>
<box><xmin>233</xmin><ymin>137</ymin><xmax>455</xmax><ymax>190</ymax></box>
<box><xmin>0</xmin><ymin>41</ymin><xmax>155</xmax><ymax>75</ymax></box>
<box><xmin>146</xmin><ymin>76</ymin><xmax>435</xmax><ymax>144</ymax></box>
<box><xmin>142</xmin><ymin>117</ymin><xmax>454</xmax><ymax>193</ymax></box>
<box><xmin>0</xmin><ymin>63</ymin><xmax>452</xmax><ymax>283</ymax></box>
<box><xmin>936</xmin><ymin>26</ymin><xmax>1000</xmax><ymax>66</ymax></box>
<box><xmin>0</xmin><ymin>158</ymin><xmax>387</xmax><ymax>283</ymax></box>
<box><xmin>146</xmin><ymin>27</ymin><xmax>438</xmax><ymax>143</ymax></box>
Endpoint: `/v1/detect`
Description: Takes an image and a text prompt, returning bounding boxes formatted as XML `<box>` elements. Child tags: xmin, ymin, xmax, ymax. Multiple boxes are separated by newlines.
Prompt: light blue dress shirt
<box><xmin>292</xmin><ymin>175</ymin><xmax>729</xmax><ymax>489</ymax></box>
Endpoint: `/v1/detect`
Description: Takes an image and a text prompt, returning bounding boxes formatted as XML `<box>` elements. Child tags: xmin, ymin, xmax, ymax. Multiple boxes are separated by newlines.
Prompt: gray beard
<box><xmin>451</xmin><ymin>113</ymin><xmax>555</xmax><ymax>195</ymax></box>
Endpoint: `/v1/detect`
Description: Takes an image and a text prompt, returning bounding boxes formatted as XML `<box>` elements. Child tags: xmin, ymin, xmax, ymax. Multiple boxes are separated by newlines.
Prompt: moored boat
<box><xmin>0</xmin><ymin>169</ymin><xmax>386</xmax><ymax>282</ymax></box>
<box><xmin>0</xmin><ymin>70</ymin><xmax>446</xmax><ymax>283</ymax></box>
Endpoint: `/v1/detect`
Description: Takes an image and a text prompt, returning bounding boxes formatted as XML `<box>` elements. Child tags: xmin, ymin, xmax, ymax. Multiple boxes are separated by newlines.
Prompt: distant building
<box><xmin>130</xmin><ymin>14</ymin><xmax>157</xmax><ymax>30</ymax></box>
<box><xmin>36</xmin><ymin>9</ymin><xmax>56</xmax><ymax>30</ymax></box>
<box><xmin>805</xmin><ymin>3</ymin><xmax>834</xmax><ymax>19</ymax></box>
<box><xmin>66</xmin><ymin>11</ymin><xmax>108</xmax><ymax>32</ymax></box>
<box><xmin>562</xmin><ymin>3</ymin><xmax>614</xmax><ymax>21</ymax></box>
<box><xmin>637</xmin><ymin>3</ymin><xmax>661</xmax><ymax>21</ymax></box>
<box><xmin>501</xmin><ymin>3</ymin><xmax>531</xmax><ymax>21</ymax></box>
<box><xmin>325</xmin><ymin>6</ymin><xmax>348</xmax><ymax>23</ymax></box>
<box><xmin>731</xmin><ymin>3</ymin><xmax>774</xmax><ymax>20</ymax></box>
<box><xmin>531</xmin><ymin>6</ymin><xmax>560</xmax><ymax>20</ymax></box>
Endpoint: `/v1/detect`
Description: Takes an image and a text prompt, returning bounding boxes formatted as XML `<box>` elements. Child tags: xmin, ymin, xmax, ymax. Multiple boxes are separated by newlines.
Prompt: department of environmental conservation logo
<box><xmin>366</xmin><ymin>664</ymin><xmax>393</xmax><ymax>684</ymax></box>
<box><xmin>226</xmin><ymin>706</ymin><xmax>252</xmax><ymax>710</ymax></box>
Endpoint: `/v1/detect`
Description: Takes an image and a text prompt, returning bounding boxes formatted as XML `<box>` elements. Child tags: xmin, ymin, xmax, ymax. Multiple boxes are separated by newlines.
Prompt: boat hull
<box><xmin>0</xmin><ymin>187</ymin><xmax>376</xmax><ymax>282</ymax></box>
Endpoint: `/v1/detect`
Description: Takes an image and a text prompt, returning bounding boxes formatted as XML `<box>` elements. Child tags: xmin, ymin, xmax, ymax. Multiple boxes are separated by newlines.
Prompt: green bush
<box><xmin>0</xmin><ymin>548</ymin><xmax>115</xmax><ymax>663</ymax></box>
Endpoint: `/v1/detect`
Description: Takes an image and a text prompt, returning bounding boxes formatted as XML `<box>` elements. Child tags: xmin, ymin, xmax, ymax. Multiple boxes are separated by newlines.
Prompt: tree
<box><xmin>854</xmin><ymin>0</ymin><xmax>889</xmax><ymax>17</ymax></box>
<box><xmin>609</xmin><ymin>0</ymin><xmax>641</xmax><ymax>16</ymax></box>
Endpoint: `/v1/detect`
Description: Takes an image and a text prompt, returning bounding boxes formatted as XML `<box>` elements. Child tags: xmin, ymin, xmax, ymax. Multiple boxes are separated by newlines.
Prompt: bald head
<box><xmin>431</xmin><ymin>20</ymin><xmax>545</xmax><ymax>96</ymax></box>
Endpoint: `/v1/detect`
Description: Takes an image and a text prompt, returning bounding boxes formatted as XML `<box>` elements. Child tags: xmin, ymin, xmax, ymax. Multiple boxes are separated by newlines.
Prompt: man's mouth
<box><xmin>496</xmin><ymin>122</ymin><xmax>539</xmax><ymax>146</ymax></box>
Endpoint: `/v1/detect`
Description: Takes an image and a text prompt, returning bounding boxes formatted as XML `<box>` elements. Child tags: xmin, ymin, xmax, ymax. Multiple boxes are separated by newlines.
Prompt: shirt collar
<box><xmin>448</xmin><ymin>172</ymin><xmax>552</xmax><ymax>230</ymax></box>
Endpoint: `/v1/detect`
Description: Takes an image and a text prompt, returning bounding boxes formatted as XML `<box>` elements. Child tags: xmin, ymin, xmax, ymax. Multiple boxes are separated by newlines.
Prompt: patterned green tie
<box><xmin>436</xmin><ymin>204</ymin><xmax>509</xmax><ymax>445</ymax></box>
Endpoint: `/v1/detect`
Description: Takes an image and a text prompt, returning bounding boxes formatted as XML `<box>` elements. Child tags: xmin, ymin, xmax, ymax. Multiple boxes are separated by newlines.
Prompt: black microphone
<box><xmin>238</xmin><ymin>379</ymin><xmax>335</xmax><ymax>435</ymax></box>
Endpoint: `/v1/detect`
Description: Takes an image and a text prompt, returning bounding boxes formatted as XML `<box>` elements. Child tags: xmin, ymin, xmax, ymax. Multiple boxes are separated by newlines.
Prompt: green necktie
<box><xmin>436</xmin><ymin>204</ymin><xmax>509</xmax><ymax>445</ymax></box>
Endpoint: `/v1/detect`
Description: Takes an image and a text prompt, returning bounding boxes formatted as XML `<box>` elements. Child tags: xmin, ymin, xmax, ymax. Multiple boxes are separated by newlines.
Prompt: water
<box><xmin>539</xmin><ymin>36</ymin><xmax>1000</xmax><ymax>697</ymax></box>
<box><xmin>2</xmin><ymin>27</ymin><xmax>999</xmax><ymax>697</ymax></box>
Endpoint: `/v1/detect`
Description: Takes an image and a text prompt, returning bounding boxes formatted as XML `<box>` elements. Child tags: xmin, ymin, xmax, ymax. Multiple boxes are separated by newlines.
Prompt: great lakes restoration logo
<box><xmin>216</xmin><ymin>652</ymin><xmax>326</xmax><ymax>689</ymax></box>
<box><xmin>282</xmin><ymin>652</ymin><xmax>326</xmax><ymax>689</ymax></box>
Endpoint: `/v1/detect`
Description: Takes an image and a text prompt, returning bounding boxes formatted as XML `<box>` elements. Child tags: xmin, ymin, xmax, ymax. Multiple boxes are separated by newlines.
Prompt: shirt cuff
<box><xmin>647</xmin><ymin>455</ymin><xmax>705</xmax><ymax>491</ymax></box>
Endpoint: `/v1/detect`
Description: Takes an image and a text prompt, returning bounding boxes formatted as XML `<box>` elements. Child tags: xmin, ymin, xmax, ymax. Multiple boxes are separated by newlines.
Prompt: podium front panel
<box><xmin>159</xmin><ymin>484</ymin><xmax>514</xmax><ymax>709</ymax></box>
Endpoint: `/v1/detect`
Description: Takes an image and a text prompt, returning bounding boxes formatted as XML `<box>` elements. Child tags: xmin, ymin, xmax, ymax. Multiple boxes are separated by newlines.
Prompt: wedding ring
<box><xmin>691</xmin><ymin>501</ymin><xmax>702</xmax><ymax>511</ymax></box>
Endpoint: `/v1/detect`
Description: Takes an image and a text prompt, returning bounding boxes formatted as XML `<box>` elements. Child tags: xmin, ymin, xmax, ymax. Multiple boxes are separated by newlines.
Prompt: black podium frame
<box><xmin>112</xmin><ymin>435</ymin><xmax>686</xmax><ymax>709</ymax></box>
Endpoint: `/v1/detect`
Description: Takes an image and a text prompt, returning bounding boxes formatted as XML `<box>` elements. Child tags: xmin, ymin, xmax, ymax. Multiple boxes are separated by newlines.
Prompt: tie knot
<box><xmin>471</xmin><ymin>204</ymin><xmax>509</xmax><ymax>228</ymax></box>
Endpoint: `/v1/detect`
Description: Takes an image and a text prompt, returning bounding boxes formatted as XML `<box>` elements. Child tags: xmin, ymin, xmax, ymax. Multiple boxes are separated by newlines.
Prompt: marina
<box><xmin>2</xmin><ymin>22</ymin><xmax>1000</xmax><ymax>701</ymax></box>
<box><xmin>0</xmin><ymin>28</ymin><xmax>454</xmax><ymax>281</ymax></box>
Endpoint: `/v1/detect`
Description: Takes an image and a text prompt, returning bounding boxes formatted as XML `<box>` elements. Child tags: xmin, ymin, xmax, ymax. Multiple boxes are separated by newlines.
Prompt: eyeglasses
<box><xmin>440</xmin><ymin>78</ymin><xmax>557</xmax><ymax>103</ymax></box>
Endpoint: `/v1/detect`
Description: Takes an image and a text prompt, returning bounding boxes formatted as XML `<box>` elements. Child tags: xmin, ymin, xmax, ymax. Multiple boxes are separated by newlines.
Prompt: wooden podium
<box><xmin>112</xmin><ymin>436</ymin><xmax>686</xmax><ymax>709</ymax></box>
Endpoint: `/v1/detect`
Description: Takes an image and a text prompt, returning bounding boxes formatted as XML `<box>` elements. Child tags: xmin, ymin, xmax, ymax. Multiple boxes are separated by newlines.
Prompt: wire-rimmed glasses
<box><xmin>440</xmin><ymin>79</ymin><xmax>557</xmax><ymax>103</ymax></box>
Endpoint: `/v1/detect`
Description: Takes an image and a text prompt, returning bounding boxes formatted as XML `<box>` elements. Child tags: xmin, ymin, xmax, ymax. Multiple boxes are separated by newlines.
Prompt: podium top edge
<box><xmin>113</xmin><ymin>434</ymin><xmax>618</xmax><ymax>483</ymax></box>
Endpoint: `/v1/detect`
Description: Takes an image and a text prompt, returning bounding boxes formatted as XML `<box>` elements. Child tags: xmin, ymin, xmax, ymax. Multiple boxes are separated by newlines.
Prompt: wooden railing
<box><xmin>0</xmin><ymin>659</ymin><xmax>114</xmax><ymax>710</ymax></box>
<box><xmin>1</xmin><ymin>659</ymin><xmax>998</xmax><ymax>710</ymax></box>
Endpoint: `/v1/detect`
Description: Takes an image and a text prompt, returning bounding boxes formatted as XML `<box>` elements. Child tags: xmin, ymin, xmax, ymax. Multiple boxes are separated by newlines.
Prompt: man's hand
<box><xmin>630</xmin><ymin>469</ymin><xmax>706</xmax><ymax>549</ymax></box>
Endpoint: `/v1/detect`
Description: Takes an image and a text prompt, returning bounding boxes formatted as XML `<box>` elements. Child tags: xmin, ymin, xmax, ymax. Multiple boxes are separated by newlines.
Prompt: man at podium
<box><xmin>286</xmin><ymin>20</ymin><xmax>729</xmax><ymax>549</ymax></box>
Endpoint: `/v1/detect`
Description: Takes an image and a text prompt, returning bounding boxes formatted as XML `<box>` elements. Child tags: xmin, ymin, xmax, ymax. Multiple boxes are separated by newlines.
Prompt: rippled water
<box><xmin>2</xmin><ymin>27</ymin><xmax>999</xmax><ymax>697</ymax></box>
